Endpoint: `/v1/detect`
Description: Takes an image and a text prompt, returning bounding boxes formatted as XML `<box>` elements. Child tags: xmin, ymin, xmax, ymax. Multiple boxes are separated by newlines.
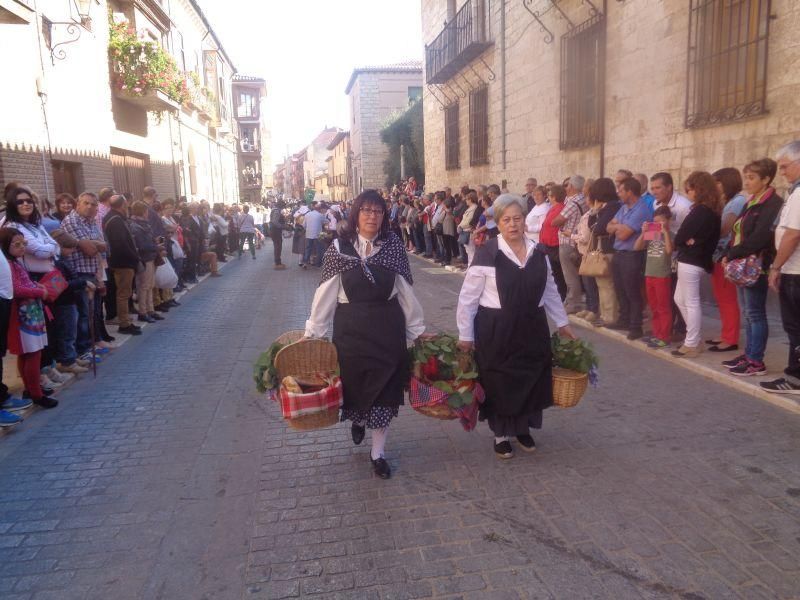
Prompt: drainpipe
<box><xmin>500</xmin><ymin>0</ymin><xmax>507</xmax><ymax>170</ymax></box>
<box><xmin>598</xmin><ymin>0</ymin><xmax>608</xmax><ymax>177</ymax></box>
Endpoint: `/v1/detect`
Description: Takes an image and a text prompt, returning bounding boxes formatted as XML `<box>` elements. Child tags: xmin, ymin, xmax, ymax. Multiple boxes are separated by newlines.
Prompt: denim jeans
<box><xmin>423</xmin><ymin>228</ymin><xmax>433</xmax><ymax>256</ymax></box>
<box><xmin>581</xmin><ymin>275</ymin><xmax>599</xmax><ymax>314</ymax></box>
<box><xmin>302</xmin><ymin>238</ymin><xmax>323</xmax><ymax>267</ymax></box>
<box><xmin>779</xmin><ymin>274</ymin><xmax>800</xmax><ymax>379</ymax></box>
<box><xmin>54</xmin><ymin>303</ymin><xmax>78</xmax><ymax>365</ymax></box>
<box><xmin>74</xmin><ymin>273</ymin><xmax>96</xmax><ymax>355</ymax></box>
<box><xmin>611</xmin><ymin>250</ymin><xmax>646</xmax><ymax>329</ymax></box>
<box><xmin>737</xmin><ymin>274</ymin><xmax>769</xmax><ymax>363</ymax></box>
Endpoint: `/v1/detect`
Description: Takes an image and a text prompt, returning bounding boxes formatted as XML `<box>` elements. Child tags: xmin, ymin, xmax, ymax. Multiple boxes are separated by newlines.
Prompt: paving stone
<box><xmin>0</xmin><ymin>251</ymin><xmax>799</xmax><ymax>599</ymax></box>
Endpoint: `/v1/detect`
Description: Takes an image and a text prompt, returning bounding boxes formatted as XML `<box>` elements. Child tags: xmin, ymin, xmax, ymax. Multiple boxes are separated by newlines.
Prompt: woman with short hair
<box><xmin>722</xmin><ymin>159</ymin><xmax>784</xmax><ymax>376</ymax></box>
<box><xmin>456</xmin><ymin>194</ymin><xmax>575</xmax><ymax>459</ymax></box>
<box><xmin>305</xmin><ymin>189</ymin><xmax>426</xmax><ymax>479</ymax></box>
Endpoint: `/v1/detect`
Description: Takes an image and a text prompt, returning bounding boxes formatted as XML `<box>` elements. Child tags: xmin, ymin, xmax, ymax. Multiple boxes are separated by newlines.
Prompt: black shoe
<box><xmin>708</xmin><ymin>344</ymin><xmax>739</xmax><ymax>353</ymax></box>
<box><xmin>148</xmin><ymin>312</ymin><xmax>165</xmax><ymax>321</ymax></box>
<box><xmin>102</xmin><ymin>335</ymin><xmax>116</xmax><ymax>343</ymax></box>
<box><xmin>33</xmin><ymin>396</ymin><xmax>58</xmax><ymax>409</ymax></box>
<box><xmin>154</xmin><ymin>304</ymin><xmax>169</xmax><ymax>313</ymax></box>
<box><xmin>138</xmin><ymin>315</ymin><xmax>155</xmax><ymax>323</ymax></box>
<box><xmin>167</xmin><ymin>300</ymin><xmax>181</xmax><ymax>307</ymax></box>
<box><xmin>627</xmin><ymin>329</ymin><xmax>644</xmax><ymax>341</ymax></box>
<box><xmin>351</xmin><ymin>423</ymin><xmax>365</xmax><ymax>445</ymax></box>
<box><xmin>118</xmin><ymin>324</ymin><xmax>142</xmax><ymax>335</ymax></box>
<box><xmin>371</xmin><ymin>457</ymin><xmax>391</xmax><ymax>479</ymax></box>
<box><xmin>516</xmin><ymin>434</ymin><xmax>536</xmax><ymax>452</ymax></box>
<box><xmin>605</xmin><ymin>322</ymin><xmax>630</xmax><ymax>331</ymax></box>
<box><xmin>494</xmin><ymin>441</ymin><xmax>514</xmax><ymax>459</ymax></box>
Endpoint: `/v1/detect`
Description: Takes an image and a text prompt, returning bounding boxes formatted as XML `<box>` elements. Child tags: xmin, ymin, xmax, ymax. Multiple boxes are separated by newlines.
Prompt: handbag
<box><xmin>458</xmin><ymin>230</ymin><xmax>470</xmax><ymax>246</ymax></box>
<box><xmin>473</xmin><ymin>230</ymin><xmax>487</xmax><ymax>247</ymax></box>
<box><xmin>434</xmin><ymin>222</ymin><xmax>444</xmax><ymax>236</ymax></box>
<box><xmin>724</xmin><ymin>254</ymin><xmax>762</xmax><ymax>287</ymax></box>
<box><xmin>38</xmin><ymin>269</ymin><xmax>69</xmax><ymax>302</ymax></box>
<box><xmin>579</xmin><ymin>235</ymin><xmax>611</xmax><ymax>277</ymax></box>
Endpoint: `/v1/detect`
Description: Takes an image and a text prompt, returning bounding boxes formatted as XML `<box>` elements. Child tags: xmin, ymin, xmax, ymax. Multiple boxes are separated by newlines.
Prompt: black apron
<box><xmin>332</xmin><ymin>241</ymin><xmax>408</xmax><ymax>413</ymax></box>
<box><xmin>475</xmin><ymin>249</ymin><xmax>553</xmax><ymax>436</ymax></box>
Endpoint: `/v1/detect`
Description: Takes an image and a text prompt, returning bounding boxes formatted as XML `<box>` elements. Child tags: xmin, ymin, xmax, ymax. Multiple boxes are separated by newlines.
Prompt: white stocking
<box><xmin>371</xmin><ymin>427</ymin><xmax>388</xmax><ymax>460</ymax></box>
<box><xmin>494</xmin><ymin>436</ymin><xmax>509</xmax><ymax>444</ymax></box>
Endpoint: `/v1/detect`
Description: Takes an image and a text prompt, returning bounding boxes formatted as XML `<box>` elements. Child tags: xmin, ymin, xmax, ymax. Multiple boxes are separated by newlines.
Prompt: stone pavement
<box><xmin>0</xmin><ymin>244</ymin><xmax>798</xmax><ymax>599</ymax></box>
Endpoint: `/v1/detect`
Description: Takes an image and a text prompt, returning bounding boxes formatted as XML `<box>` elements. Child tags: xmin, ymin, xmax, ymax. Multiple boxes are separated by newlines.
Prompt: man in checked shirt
<box><xmin>61</xmin><ymin>192</ymin><xmax>108</xmax><ymax>362</ymax></box>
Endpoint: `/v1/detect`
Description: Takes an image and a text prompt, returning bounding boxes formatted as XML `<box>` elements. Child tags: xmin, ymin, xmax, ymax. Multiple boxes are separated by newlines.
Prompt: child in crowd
<box><xmin>0</xmin><ymin>229</ymin><xmax>57</xmax><ymax>409</ymax></box>
<box><xmin>635</xmin><ymin>206</ymin><xmax>674</xmax><ymax>348</ymax></box>
<box><xmin>51</xmin><ymin>230</ymin><xmax>93</xmax><ymax>375</ymax></box>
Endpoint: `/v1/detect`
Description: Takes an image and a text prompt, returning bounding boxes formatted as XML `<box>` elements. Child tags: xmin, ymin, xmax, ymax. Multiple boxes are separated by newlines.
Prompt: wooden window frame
<box><xmin>444</xmin><ymin>102</ymin><xmax>460</xmax><ymax>171</ymax></box>
<box><xmin>469</xmin><ymin>86</ymin><xmax>489</xmax><ymax>166</ymax></box>
<box><xmin>685</xmin><ymin>0</ymin><xmax>771</xmax><ymax>129</ymax></box>
<box><xmin>559</xmin><ymin>15</ymin><xmax>605</xmax><ymax>150</ymax></box>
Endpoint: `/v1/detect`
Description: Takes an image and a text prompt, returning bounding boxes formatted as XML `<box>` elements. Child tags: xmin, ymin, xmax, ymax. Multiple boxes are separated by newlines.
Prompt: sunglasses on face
<box><xmin>15</xmin><ymin>198</ymin><xmax>34</xmax><ymax>205</ymax></box>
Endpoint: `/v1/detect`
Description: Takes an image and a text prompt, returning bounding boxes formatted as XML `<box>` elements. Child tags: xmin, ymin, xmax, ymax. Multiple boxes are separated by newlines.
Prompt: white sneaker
<box><xmin>44</xmin><ymin>367</ymin><xmax>71</xmax><ymax>383</ymax></box>
<box><xmin>40</xmin><ymin>374</ymin><xmax>61</xmax><ymax>389</ymax></box>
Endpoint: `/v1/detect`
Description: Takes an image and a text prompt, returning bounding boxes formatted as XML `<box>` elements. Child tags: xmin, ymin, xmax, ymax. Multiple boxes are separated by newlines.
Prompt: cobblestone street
<box><xmin>0</xmin><ymin>246</ymin><xmax>798</xmax><ymax>600</ymax></box>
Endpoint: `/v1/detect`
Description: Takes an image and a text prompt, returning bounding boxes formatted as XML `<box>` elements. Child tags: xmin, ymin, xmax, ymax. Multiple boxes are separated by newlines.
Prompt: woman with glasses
<box><xmin>2</xmin><ymin>187</ymin><xmax>60</xmax><ymax>277</ymax></box>
<box><xmin>304</xmin><ymin>189</ymin><xmax>426</xmax><ymax>479</ymax></box>
<box><xmin>456</xmin><ymin>194</ymin><xmax>575</xmax><ymax>459</ymax></box>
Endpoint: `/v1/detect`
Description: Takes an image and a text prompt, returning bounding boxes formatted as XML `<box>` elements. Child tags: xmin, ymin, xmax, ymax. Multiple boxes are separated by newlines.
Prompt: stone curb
<box><xmin>570</xmin><ymin>315</ymin><xmax>800</xmax><ymax>415</ymax></box>
<box><xmin>409</xmin><ymin>250</ymin><xmax>800</xmax><ymax>415</ymax></box>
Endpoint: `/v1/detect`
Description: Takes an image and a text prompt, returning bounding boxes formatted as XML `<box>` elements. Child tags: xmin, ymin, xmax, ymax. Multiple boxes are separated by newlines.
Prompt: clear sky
<box><xmin>199</xmin><ymin>0</ymin><xmax>423</xmax><ymax>169</ymax></box>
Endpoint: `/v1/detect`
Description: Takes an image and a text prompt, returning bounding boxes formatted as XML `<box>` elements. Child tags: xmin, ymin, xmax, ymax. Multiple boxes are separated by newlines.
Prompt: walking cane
<box><xmin>87</xmin><ymin>287</ymin><xmax>97</xmax><ymax>378</ymax></box>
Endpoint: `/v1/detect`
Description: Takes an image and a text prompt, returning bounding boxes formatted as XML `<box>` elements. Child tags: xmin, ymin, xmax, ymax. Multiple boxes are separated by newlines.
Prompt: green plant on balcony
<box><xmin>185</xmin><ymin>71</ymin><xmax>216</xmax><ymax>117</ymax></box>
<box><xmin>108</xmin><ymin>19</ymin><xmax>189</xmax><ymax>106</ymax></box>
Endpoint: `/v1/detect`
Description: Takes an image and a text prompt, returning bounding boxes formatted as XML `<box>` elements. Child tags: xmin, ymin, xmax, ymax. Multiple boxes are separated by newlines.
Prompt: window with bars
<box><xmin>559</xmin><ymin>15</ymin><xmax>605</xmax><ymax>150</ymax></box>
<box><xmin>469</xmin><ymin>87</ymin><xmax>489</xmax><ymax>166</ymax></box>
<box><xmin>445</xmin><ymin>103</ymin><xmax>460</xmax><ymax>170</ymax></box>
<box><xmin>685</xmin><ymin>0</ymin><xmax>771</xmax><ymax>128</ymax></box>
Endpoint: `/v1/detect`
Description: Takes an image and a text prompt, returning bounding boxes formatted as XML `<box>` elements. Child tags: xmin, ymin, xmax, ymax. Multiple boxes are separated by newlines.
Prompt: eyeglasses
<box><xmin>11</xmin><ymin>241</ymin><xmax>27</xmax><ymax>248</ymax></box>
<box><xmin>360</xmin><ymin>207</ymin><xmax>385</xmax><ymax>216</ymax></box>
<box><xmin>15</xmin><ymin>198</ymin><xmax>34</xmax><ymax>205</ymax></box>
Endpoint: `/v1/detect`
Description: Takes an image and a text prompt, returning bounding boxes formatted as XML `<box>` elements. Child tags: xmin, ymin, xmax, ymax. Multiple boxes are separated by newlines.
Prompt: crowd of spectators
<box><xmin>0</xmin><ymin>182</ymin><xmax>267</xmax><ymax>428</ymax></box>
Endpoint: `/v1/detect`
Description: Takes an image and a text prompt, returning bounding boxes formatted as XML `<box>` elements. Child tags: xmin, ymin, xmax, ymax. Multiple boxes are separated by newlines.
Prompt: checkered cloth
<box><xmin>277</xmin><ymin>377</ymin><xmax>343</xmax><ymax>419</ymax></box>
<box><xmin>409</xmin><ymin>377</ymin><xmax>485</xmax><ymax>432</ymax></box>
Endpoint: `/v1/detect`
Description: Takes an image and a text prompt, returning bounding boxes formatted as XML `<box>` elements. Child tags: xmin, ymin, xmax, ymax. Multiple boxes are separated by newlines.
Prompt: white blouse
<box><xmin>456</xmin><ymin>235</ymin><xmax>569</xmax><ymax>341</ymax></box>
<box><xmin>304</xmin><ymin>234</ymin><xmax>426</xmax><ymax>343</ymax></box>
<box><xmin>525</xmin><ymin>201</ymin><xmax>551</xmax><ymax>243</ymax></box>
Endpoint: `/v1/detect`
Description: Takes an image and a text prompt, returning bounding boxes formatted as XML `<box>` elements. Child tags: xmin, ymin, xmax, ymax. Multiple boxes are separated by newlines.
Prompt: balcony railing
<box><xmin>425</xmin><ymin>0</ymin><xmax>492</xmax><ymax>84</ymax></box>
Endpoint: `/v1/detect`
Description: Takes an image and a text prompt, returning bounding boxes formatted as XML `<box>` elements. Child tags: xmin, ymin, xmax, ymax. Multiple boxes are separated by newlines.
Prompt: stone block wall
<box><xmin>422</xmin><ymin>0</ymin><xmax>800</xmax><ymax>193</ymax></box>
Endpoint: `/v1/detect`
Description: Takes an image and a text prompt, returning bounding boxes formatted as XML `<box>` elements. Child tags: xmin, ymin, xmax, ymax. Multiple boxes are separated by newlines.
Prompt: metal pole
<box><xmin>400</xmin><ymin>144</ymin><xmax>405</xmax><ymax>180</ymax></box>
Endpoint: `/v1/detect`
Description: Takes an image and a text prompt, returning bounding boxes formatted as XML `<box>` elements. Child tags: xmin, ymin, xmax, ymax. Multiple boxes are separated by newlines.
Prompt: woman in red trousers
<box><xmin>708</xmin><ymin>168</ymin><xmax>748</xmax><ymax>353</ymax></box>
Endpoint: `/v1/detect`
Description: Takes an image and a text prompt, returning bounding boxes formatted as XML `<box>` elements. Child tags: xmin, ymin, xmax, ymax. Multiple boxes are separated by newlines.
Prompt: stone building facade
<box><xmin>421</xmin><ymin>0</ymin><xmax>800</xmax><ymax>193</ymax></box>
<box><xmin>326</xmin><ymin>130</ymin><xmax>351</xmax><ymax>202</ymax></box>
<box><xmin>346</xmin><ymin>62</ymin><xmax>424</xmax><ymax>194</ymax></box>
<box><xmin>0</xmin><ymin>0</ymin><xmax>239</xmax><ymax>205</ymax></box>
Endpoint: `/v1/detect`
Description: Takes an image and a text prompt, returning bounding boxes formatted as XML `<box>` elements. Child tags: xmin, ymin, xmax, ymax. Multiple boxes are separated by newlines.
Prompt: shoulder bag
<box><xmin>724</xmin><ymin>254</ymin><xmax>762</xmax><ymax>287</ymax></box>
<box><xmin>578</xmin><ymin>234</ymin><xmax>611</xmax><ymax>277</ymax></box>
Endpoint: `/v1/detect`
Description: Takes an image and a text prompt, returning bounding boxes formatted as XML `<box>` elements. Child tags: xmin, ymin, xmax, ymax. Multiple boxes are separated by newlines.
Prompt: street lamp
<box><xmin>43</xmin><ymin>0</ymin><xmax>99</xmax><ymax>64</ymax></box>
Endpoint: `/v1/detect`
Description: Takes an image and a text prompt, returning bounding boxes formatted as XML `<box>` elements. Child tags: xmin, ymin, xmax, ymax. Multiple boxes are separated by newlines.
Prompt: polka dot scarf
<box><xmin>321</xmin><ymin>232</ymin><xmax>413</xmax><ymax>286</ymax></box>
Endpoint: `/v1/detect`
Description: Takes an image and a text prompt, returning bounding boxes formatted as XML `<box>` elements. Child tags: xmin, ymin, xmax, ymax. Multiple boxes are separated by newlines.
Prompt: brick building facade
<box><xmin>421</xmin><ymin>0</ymin><xmax>800</xmax><ymax>192</ymax></box>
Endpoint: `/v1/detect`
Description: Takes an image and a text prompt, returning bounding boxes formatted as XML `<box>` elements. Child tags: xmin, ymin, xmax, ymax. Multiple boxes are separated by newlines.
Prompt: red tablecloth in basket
<box><xmin>278</xmin><ymin>377</ymin><xmax>342</xmax><ymax>419</ymax></box>
<box><xmin>409</xmin><ymin>377</ymin><xmax>484</xmax><ymax>431</ymax></box>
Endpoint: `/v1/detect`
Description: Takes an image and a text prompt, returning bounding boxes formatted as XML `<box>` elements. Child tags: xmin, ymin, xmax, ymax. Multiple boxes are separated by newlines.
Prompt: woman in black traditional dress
<box><xmin>304</xmin><ymin>190</ymin><xmax>426</xmax><ymax>479</ymax></box>
<box><xmin>456</xmin><ymin>194</ymin><xmax>577</xmax><ymax>459</ymax></box>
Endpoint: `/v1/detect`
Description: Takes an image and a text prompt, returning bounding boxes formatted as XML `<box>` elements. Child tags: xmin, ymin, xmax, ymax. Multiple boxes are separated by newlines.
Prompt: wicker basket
<box><xmin>274</xmin><ymin>338</ymin><xmax>340</xmax><ymax>430</ymax></box>
<box><xmin>552</xmin><ymin>367</ymin><xmax>589</xmax><ymax>408</ymax></box>
<box><xmin>414</xmin><ymin>403</ymin><xmax>458</xmax><ymax>420</ymax></box>
<box><xmin>274</xmin><ymin>330</ymin><xmax>306</xmax><ymax>346</ymax></box>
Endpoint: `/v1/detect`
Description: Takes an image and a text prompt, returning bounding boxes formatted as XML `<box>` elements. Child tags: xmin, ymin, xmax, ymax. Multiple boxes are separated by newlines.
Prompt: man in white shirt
<box><xmin>762</xmin><ymin>141</ymin><xmax>800</xmax><ymax>394</ymax></box>
<box><xmin>301</xmin><ymin>203</ymin><xmax>326</xmax><ymax>268</ymax></box>
<box><xmin>236</xmin><ymin>205</ymin><xmax>257</xmax><ymax>259</ymax></box>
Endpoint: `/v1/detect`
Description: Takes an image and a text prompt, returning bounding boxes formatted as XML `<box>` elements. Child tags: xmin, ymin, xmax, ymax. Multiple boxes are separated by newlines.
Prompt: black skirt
<box><xmin>471</xmin><ymin>244</ymin><xmax>553</xmax><ymax>437</ymax></box>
